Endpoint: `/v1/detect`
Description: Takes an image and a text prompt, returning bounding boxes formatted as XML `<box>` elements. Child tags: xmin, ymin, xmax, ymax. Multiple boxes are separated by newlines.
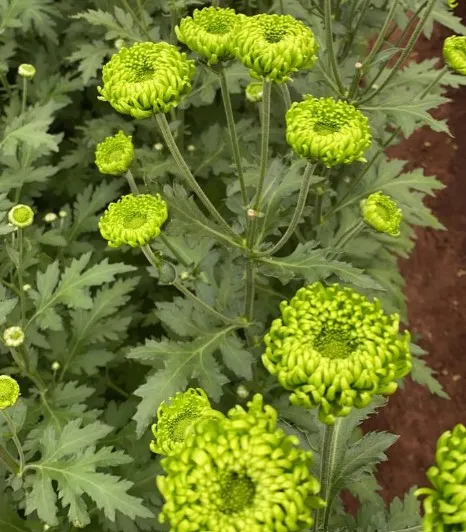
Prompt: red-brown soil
<box><xmin>362</xmin><ymin>7</ymin><xmax>466</xmax><ymax>505</ymax></box>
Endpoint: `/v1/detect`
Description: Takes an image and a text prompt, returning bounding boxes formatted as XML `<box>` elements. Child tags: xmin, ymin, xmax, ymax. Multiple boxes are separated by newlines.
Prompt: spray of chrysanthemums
<box><xmin>0</xmin><ymin>0</ymin><xmax>464</xmax><ymax>530</ymax></box>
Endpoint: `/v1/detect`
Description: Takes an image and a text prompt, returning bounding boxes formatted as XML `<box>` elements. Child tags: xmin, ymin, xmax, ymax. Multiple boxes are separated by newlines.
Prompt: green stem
<box><xmin>121</xmin><ymin>0</ymin><xmax>151</xmax><ymax>40</ymax></box>
<box><xmin>155</xmin><ymin>113</ymin><xmax>237</xmax><ymax>240</ymax></box>
<box><xmin>332</xmin><ymin>220</ymin><xmax>365</xmax><ymax>251</ymax></box>
<box><xmin>124</xmin><ymin>169</ymin><xmax>139</xmax><ymax>195</ymax></box>
<box><xmin>339</xmin><ymin>0</ymin><xmax>371</xmax><ymax>62</ymax></box>
<box><xmin>244</xmin><ymin>260</ymin><xmax>255</xmax><ymax>323</ymax></box>
<box><xmin>324</xmin><ymin>0</ymin><xmax>346</xmax><ymax>96</ymax></box>
<box><xmin>357</xmin><ymin>0</ymin><xmax>437</xmax><ymax>105</ymax></box>
<box><xmin>217</xmin><ymin>65</ymin><xmax>248</xmax><ymax>208</ymax></box>
<box><xmin>141</xmin><ymin>244</ymin><xmax>240</xmax><ymax>325</ymax></box>
<box><xmin>419</xmin><ymin>65</ymin><xmax>448</xmax><ymax>98</ymax></box>
<box><xmin>257</xmin><ymin>162</ymin><xmax>316</xmax><ymax>257</ymax></box>
<box><xmin>279</xmin><ymin>83</ymin><xmax>292</xmax><ymax>112</ymax></box>
<box><xmin>314</xmin><ymin>421</ymin><xmax>339</xmax><ymax>531</ymax></box>
<box><xmin>361</xmin><ymin>0</ymin><xmax>400</xmax><ymax>71</ymax></box>
<box><xmin>1</xmin><ymin>410</ymin><xmax>25</xmax><ymax>475</ymax></box>
<box><xmin>17</xmin><ymin>229</ymin><xmax>25</xmax><ymax>326</ymax></box>
<box><xmin>0</xmin><ymin>443</ymin><xmax>18</xmax><ymax>475</ymax></box>
<box><xmin>159</xmin><ymin>233</ymin><xmax>191</xmax><ymax>267</ymax></box>
<box><xmin>21</xmin><ymin>77</ymin><xmax>27</xmax><ymax>115</ymax></box>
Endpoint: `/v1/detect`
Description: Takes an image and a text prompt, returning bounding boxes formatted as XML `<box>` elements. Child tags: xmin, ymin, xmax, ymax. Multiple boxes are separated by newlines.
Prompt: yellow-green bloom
<box><xmin>150</xmin><ymin>388</ymin><xmax>223</xmax><ymax>456</ymax></box>
<box><xmin>231</xmin><ymin>14</ymin><xmax>318</xmax><ymax>83</ymax></box>
<box><xmin>245</xmin><ymin>81</ymin><xmax>263</xmax><ymax>103</ymax></box>
<box><xmin>99</xmin><ymin>194</ymin><xmax>168</xmax><ymax>248</ymax></box>
<box><xmin>3</xmin><ymin>326</ymin><xmax>25</xmax><ymax>347</ymax></box>
<box><xmin>416</xmin><ymin>424</ymin><xmax>466</xmax><ymax>532</ymax></box>
<box><xmin>286</xmin><ymin>96</ymin><xmax>372</xmax><ymax>167</ymax></box>
<box><xmin>95</xmin><ymin>131</ymin><xmax>135</xmax><ymax>175</ymax></box>
<box><xmin>0</xmin><ymin>375</ymin><xmax>20</xmax><ymax>410</ymax></box>
<box><xmin>361</xmin><ymin>191</ymin><xmax>403</xmax><ymax>237</ymax></box>
<box><xmin>18</xmin><ymin>64</ymin><xmax>36</xmax><ymax>79</ymax></box>
<box><xmin>157</xmin><ymin>394</ymin><xmax>325</xmax><ymax>531</ymax></box>
<box><xmin>448</xmin><ymin>0</ymin><xmax>459</xmax><ymax>9</ymax></box>
<box><xmin>262</xmin><ymin>283</ymin><xmax>412</xmax><ymax>424</ymax></box>
<box><xmin>176</xmin><ymin>7</ymin><xmax>244</xmax><ymax>65</ymax></box>
<box><xmin>98</xmin><ymin>42</ymin><xmax>195</xmax><ymax>119</ymax></box>
<box><xmin>443</xmin><ymin>36</ymin><xmax>466</xmax><ymax>76</ymax></box>
<box><xmin>8</xmin><ymin>204</ymin><xmax>34</xmax><ymax>228</ymax></box>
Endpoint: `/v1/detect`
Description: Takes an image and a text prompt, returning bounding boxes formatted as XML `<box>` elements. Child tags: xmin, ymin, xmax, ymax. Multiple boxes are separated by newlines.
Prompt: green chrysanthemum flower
<box><xmin>360</xmin><ymin>191</ymin><xmax>403</xmax><ymax>237</ymax></box>
<box><xmin>18</xmin><ymin>64</ymin><xmax>36</xmax><ymax>79</ymax></box>
<box><xmin>98</xmin><ymin>42</ymin><xmax>196</xmax><ymax>119</ymax></box>
<box><xmin>157</xmin><ymin>394</ymin><xmax>325</xmax><ymax>531</ymax></box>
<box><xmin>447</xmin><ymin>0</ymin><xmax>459</xmax><ymax>10</ymax></box>
<box><xmin>8</xmin><ymin>204</ymin><xmax>34</xmax><ymax>228</ymax></box>
<box><xmin>99</xmin><ymin>194</ymin><xmax>168</xmax><ymax>248</ymax></box>
<box><xmin>0</xmin><ymin>375</ymin><xmax>20</xmax><ymax>410</ymax></box>
<box><xmin>95</xmin><ymin>131</ymin><xmax>135</xmax><ymax>175</ymax></box>
<box><xmin>150</xmin><ymin>388</ymin><xmax>224</xmax><ymax>456</ymax></box>
<box><xmin>286</xmin><ymin>95</ymin><xmax>372</xmax><ymax>167</ymax></box>
<box><xmin>176</xmin><ymin>7</ymin><xmax>244</xmax><ymax>65</ymax></box>
<box><xmin>416</xmin><ymin>424</ymin><xmax>466</xmax><ymax>532</ymax></box>
<box><xmin>245</xmin><ymin>81</ymin><xmax>263</xmax><ymax>103</ymax></box>
<box><xmin>443</xmin><ymin>36</ymin><xmax>466</xmax><ymax>76</ymax></box>
<box><xmin>231</xmin><ymin>14</ymin><xmax>318</xmax><ymax>83</ymax></box>
<box><xmin>262</xmin><ymin>282</ymin><xmax>412</xmax><ymax>425</ymax></box>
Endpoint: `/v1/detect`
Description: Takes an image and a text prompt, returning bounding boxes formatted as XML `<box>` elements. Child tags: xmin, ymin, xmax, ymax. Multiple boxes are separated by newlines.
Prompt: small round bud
<box><xmin>245</xmin><ymin>81</ymin><xmax>263</xmax><ymax>103</ymax></box>
<box><xmin>22</xmin><ymin>284</ymin><xmax>31</xmax><ymax>292</ymax></box>
<box><xmin>114</xmin><ymin>38</ymin><xmax>125</xmax><ymax>50</ymax></box>
<box><xmin>18</xmin><ymin>64</ymin><xmax>36</xmax><ymax>79</ymax></box>
<box><xmin>371</xmin><ymin>83</ymin><xmax>379</xmax><ymax>90</ymax></box>
<box><xmin>8</xmin><ymin>204</ymin><xmax>34</xmax><ymax>228</ymax></box>
<box><xmin>236</xmin><ymin>384</ymin><xmax>249</xmax><ymax>399</ymax></box>
<box><xmin>360</xmin><ymin>191</ymin><xmax>403</xmax><ymax>237</ymax></box>
<box><xmin>343</xmin><ymin>176</ymin><xmax>351</xmax><ymax>184</ymax></box>
<box><xmin>43</xmin><ymin>525</ymin><xmax>50</xmax><ymax>531</ymax></box>
<box><xmin>51</xmin><ymin>361</ymin><xmax>60</xmax><ymax>371</ymax></box>
<box><xmin>58</xmin><ymin>210</ymin><xmax>67</xmax><ymax>218</ymax></box>
<box><xmin>43</xmin><ymin>213</ymin><xmax>57</xmax><ymax>223</ymax></box>
<box><xmin>187</xmin><ymin>144</ymin><xmax>196</xmax><ymax>152</ymax></box>
<box><xmin>247</xmin><ymin>208</ymin><xmax>257</xmax><ymax>219</ymax></box>
<box><xmin>179</xmin><ymin>271</ymin><xmax>191</xmax><ymax>281</ymax></box>
<box><xmin>355</xmin><ymin>61</ymin><xmax>363</xmax><ymax>69</ymax></box>
<box><xmin>154</xmin><ymin>142</ymin><xmax>164</xmax><ymax>151</ymax></box>
<box><xmin>0</xmin><ymin>375</ymin><xmax>20</xmax><ymax>410</ymax></box>
<box><xmin>3</xmin><ymin>326</ymin><xmax>25</xmax><ymax>347</ymax></box>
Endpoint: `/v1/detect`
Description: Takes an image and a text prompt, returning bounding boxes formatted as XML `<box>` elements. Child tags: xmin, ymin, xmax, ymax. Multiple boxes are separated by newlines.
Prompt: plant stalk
<box><xmin>324</xmin><ymin>0</ymin><xmax>346</xmax><ymax>96</ymax></box>
<box><xmin>0</xmin><ymin>443</ymin><xmax>19</xmax><ymax>475</ymax></box>
<box><xmin>125</xmin><ymin>169</ymin><xmax>139</xmax><ymax>195</ymax></box>
<box><xmin>21</xmin><ymin>77</ymin><xmax>27</xmax><ymax>115</ymax></box>
<box><xmin>17</xmin><ymin>229</ymin><xmax>26</xmax><ymax>326</ymax></box>
<box><xmin>1</xmin><ymin>410</ymin><xmax>25</xmax><ymax>475</ymax></box>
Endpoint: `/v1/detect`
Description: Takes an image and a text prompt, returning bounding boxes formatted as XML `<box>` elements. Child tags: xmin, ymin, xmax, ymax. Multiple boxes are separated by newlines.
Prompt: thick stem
<box><xmin>332</xmin><ymin>220</ymin><xmax>365</xmax><ymax>251</ymax></box>
<box><xmin>17</xmin><ymin>230</ymin><xmax>25</xmax><ymax>326</ymax></box>
<box><xmin>279</xmin><ymin>83</ymin><xmax>292</xmax><ymax>112</ymax></box>
<box><xmin>159</xmin><ymin>232</ymin><xmax>191</xmax><ymax>267</ymax></box>
<box><xmin>155</xmin><ymin>113</ymin><xmax>237</xmax><ymax>240</ymax></box>
<box><xmin>1</xmin><ymin>410</ymin><xmax>25</xmax><ymax>475</ymax></box>
<box><xmin>124</xmin><ymin>169</ymin><xmax>139</xmax><ymax>195</ymax></box>
<box><xmin>0</xmin><ymin>443</ymin><xmax>18</xmax><ymax>475</ymax></box>
<box><xmin>339</xmin><ymin>0</ymin><xmax>371</xmax><ymax>61</ymax></box>
<box><xmin>217</xmin><ymin>66</ymin><xmax>248</xmax><ymax>208</ymax></box>
<box><xmin>324</xmin><ymin>0</ymin><xmax>346</xmax><ymax>96</ymax></box>
<box><xmin>244</xmin><ymin>260</ymin><xmax>255</xmax><ymax>322</ymax></box>
<box><xmin>21</xmin><ymin>77</ymin><xmax>27</xmax><ymax>115</ymax></box>
<box><xmin>257</xmin><ymin>162</ymin><xmax>316</xmax><ymax>257</ymax></box>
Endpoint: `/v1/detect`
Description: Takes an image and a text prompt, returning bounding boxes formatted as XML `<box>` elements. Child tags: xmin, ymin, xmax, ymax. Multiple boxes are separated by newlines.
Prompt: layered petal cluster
<box><xmin>3</xmin><ymin>326</ymin><xmax>25</xmax><ymax>347</ymax></box>
<box><xmin>99</xmin><ymin>194</ymin><xmax>168</xmax><ymax>248</ymax></box>
<box><xmin>95</xmin><ymin>131</ymin><xmax>134</xmax><ymax>175</ymax></box>
<box><xmin>443</xmin><ymin>36</ymin><xmax>466</xmax><ymax>75</ymax></box>
<box><xmin>150</xmin><ymin>388</ymin><xmax>224</xmax><ymax>456</ymax></box>
<box><xmin>447</xmin><ymin>0</ymin><xmax>459</xmax><ymax>10</ymax></box>
<box><xmin>176</xmin><ymin>7</ymin><xmax>244</xmax><ymax>65</ymax></box>
<box><xmin>98</xmin><ymin>42</ymin><xmax>195</xmax><ymax>118</ymax></box>
<box><xmin>0</xmin><ymin>375</ymin><xmax>20</xmax><ymax>410</ymax></box>
<box><xmin>8</xmin><ymin>205</ymin><xmax>34</xmax><ymax>228</ymax></box>
<box><xmin>231</xmin><ymin>14</ymin><xmax>318</xmax><ymax>83</ymax></box>
<box><xmin>245</xmin><ymin>81</ymin><xmax>263</xmax><ymax>103</ymax></box>
<box><xmin>360</xmin><ymin>191</ymin><xmax>403</xmax><ymax>237</ymax></box>
<box><xmin>262</xmin><ymin>283</ymin><xmax>412</xmax><ymax>424</ymax></box>
<box><xmin>286</xmin><ymin>96</ymin><xmax>372</xmax><ymax>167</ymax></box>
<box><xmin>416</xmin><ymin>424</ymin><xmax>466</xmax><ymax>532</ymax></box>
<box><xmin>157</xmin><ymin>394</ymin><xmax>325</xmax><ymax>531</ymax></box>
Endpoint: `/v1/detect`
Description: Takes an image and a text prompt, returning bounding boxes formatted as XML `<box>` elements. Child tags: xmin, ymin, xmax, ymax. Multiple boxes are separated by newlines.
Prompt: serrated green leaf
<box><xmin>0</xmin><ymin>296</ymin><xmax>17</xmax><ymax>325</ymax></box>
<box><xmin>219</xmin><ymin>335</ymin><xmax>254</xmax><ymax>380</ymax></box>
<box><xmin>387</xmin><ymin>487</ymin><xmax>421</xmax><ymax>530</ymax></box>
<box><xmin>411</xmin><ymin>355</ymin><xmax>449</xmax><ymax>399</ymax></box>
<box><xmin>67</xmin><ymin>41</ymin><xmax>113</xmax><ymax>84</ymax></box>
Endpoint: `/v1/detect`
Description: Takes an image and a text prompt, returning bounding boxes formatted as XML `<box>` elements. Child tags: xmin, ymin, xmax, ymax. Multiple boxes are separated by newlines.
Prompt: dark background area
<box><xmin>362</xmin><ymin>3</ymin><xmax>466</xmax><ymax>503</ymax></box>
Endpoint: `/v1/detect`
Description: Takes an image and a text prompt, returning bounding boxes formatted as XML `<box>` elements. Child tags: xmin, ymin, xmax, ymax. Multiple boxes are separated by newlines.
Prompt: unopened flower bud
<box><xmin>95</xmin><ymin>131</ymin><xmax>134</xmax><ymax>175</ymax></box>
<box><xmin>355</xmin><ymin>61</ymin><xmax>363</xmax><ymax>69</ymax></box>
<box><xmin>114</xmin><ymin>38</ymin><xmax>125</xmax><ymax>50</ymax></box>
<box><xmin>443</xmin><ymin>35</ymin><xmax>466</xmax><ymax>76</ymax></box>
<box><xmin>51</xmin><ymin>361</ymin><xmax>60</xmax><ymax>371</ymax></box>
<box><xmin>361</xmin><ymin>191</ymin><xmax>402</xmax><ymax>237</ymax></box>
<box><xmin>154</xmin><ymin>142</ymin><xmax>164</xmax><ymax>151</ymax></box>
<box><xmin>247</xmin><ymin>208</ymin><xmax>257</xmax><ymax>219</ymax></box>
<box><xmin>236</xmin><ymin>384</ymin><xmax>249</xmax><ymax>399</ymax></box>
<box><xmin>58</xmin><ymin>210</ymin><xmax>67</xmax><ymax>218</ymax></box>
<box><xmin>18</xmin><ymin>64</ymin><xmax>36</xmax><ymax>79</ymax></box>
<box><xmin>0</xmin><ymin>375</ymin><xmax>20</xmax><ymax>410</ymax></box>
<box><xmin>245</xmin><ymin>81</ymin><xmax>263</xmax><ymax>103</ymax></box>
<box><xmin>3</xmin><ymin>326</ymin><xmax>25</xmax><ymax>347</ymax></box>
<box><xmin>22</xmin><ymin>284</ymin><xmax>31</xmax><ymax>292</ymax></box>
<box><xmin>44</xmin><ymin>213</ymin><xmax>57</xmax><ymax>223</ymax></box>
<box><xmin>8</xmin><ymin>204</ymin><xmax>34</xmax><ymax>228</ymax></box>
<box><xmin>187</xmin><ymin>144</ymin><xmax>196</xmax><ymax>152</ymax></box>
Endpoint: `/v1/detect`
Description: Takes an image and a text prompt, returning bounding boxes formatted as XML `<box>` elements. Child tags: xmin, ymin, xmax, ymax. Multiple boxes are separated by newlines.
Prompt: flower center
<box><xmin>218</xmin><ymin>471</ymin><xmax>256</xmax><ymax>514</ymax></box>
<box><xmin>313</xmin><ymin>120</ymin><xmax>341</xmax><ymax>135</ymax></box>
<box><xmin>168</xmin><ymin>413</ymin><xmax>195</xmax><ymax>443</ymax></box>
<box><xmin>203</xmin><ymin>16</ymin><xmax>233</xmax><ymax>35</ymax></box>
<box><xmin>375</xmin><ymin>203</ymin><xmax>391</xmax><ymax>222</ymax></box>
<box><xmin>260</xmin><ymin>22</ymin><xmax>288</xmax><ymax>43</ymax></box>
<box><xmin>123</xmin><ymin>212</ymin><xmax>147</xmax><ymax>229</ymax></box>
<box><xmin>13</xmin><ymin>206</ymin><xmax>31</xmax><ymax>223</ymax></box>
<box><xmin>315</xmin><ymin>329</ymin><xmax>355</xmax><ymax>359</ymax></box>
<box><xmin>135</xmin><ymin>64</ymin><xmax>156</xmax><ymax>82</ymax></box>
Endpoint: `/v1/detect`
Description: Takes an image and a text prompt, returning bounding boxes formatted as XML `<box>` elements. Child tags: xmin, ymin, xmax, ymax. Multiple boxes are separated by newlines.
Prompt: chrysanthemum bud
<box><xmin>58</xmin><ymin>210</ymin><xmax>67</xmax><ymax>218</ymax></box>
<box><xmin>231</xmin><ymin>14</ymin><xmax>318</xmax><ymax>83</ymax></box>
<box><xmin>176</xmin><ymin>7</ymin><xmax>244</xmax><ymax>65</ymax></box>
<box><xmin>443</xmin><ymin>35</ymin><xmax>466</xmax><ymax>76</ymax></box>
<box><xmin>114</xmin><ymin>38</ymin><xmax>125</xmax><ymax>50</ymax></box>
<box><xmin>43</xmin><ymin>213</ymin><xmax>57</xmax><ymax>223</ymax></box>
<box><xmin>22</xmin><ymin>284</ymin><xmax>31</xmax><ymax>292</ymax></box>
<box><xmin>361</xmin><ymin>191</ymin><xmax>402</xmax><ymax>237</ymax></box>
<box><xmin>245</xmin><ymin>81</ymin><xmax>263</xmax><ymax>103</ymax></box>
<box><xmin>8</xmin><ymin>205</ymin><xmax>34</xmax><ymax>228</ymax></box>
<box><xmin>98</xmin><ymin>42</ymin><xmax>195</xmax><ymax>119</ymax></box>
<box><xmin>0</xmin><ymin>375</ymin><xmax>20</xmax><ymax>410</ymax></box>
<box><xmin>150</xmin><ymin>388</ymin><xmax>223</xmax><ymax>456</ymax></box>
<box><xmin>51</xmin><ymin>361</ymin><xmax>60</xmax><ymax>371</ymax></box>
<box><xmin>286</xmin><ymin>95</ymin><xmax>372</xmax><ymax>167</ymax></box>
<box><xmin>262</xmin><ymin>282</ymin><xmax>411</xmax><ymax>424</ymax></box>
<box><xmin>236</xmin><ymin>384</ymin><xmax>249</xmax><ymax>399</ymax></box>
<box><xmin>18</xmin><ymin>64</ymin><xmax>36</xmax><ymax>79</ymax></box>
<box><xmin>187</xmin><ymin>144</ymin><xmax>196</xmax><ymax>152</ymax></box>
<box><xmin>3</xmin><ymin>326</ymin><xmax>25</xmax><ymax>347</ymax></box>
<box><xmin>95</xmin><ymin>131</ymin><xmax>135</xmax><ymax>175</ymax></box>
<box><xmin>157</xmin><ymin>394</ymin><xmax>325</xmax><ymax>530</ymax></box>
<box><xmin>153</xmin><ymin>142</ymin><xmax>164</xmax><ymax>151</ymax></box>
<box><xmin>416</xmin><ymin>424</ymin><xmax>466</xmax><ymax>531</ymax></box>
<box><xmin>99</xmin><ymin>193</ymin><xmax>168</xmax><ymax>248</ymax></box>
